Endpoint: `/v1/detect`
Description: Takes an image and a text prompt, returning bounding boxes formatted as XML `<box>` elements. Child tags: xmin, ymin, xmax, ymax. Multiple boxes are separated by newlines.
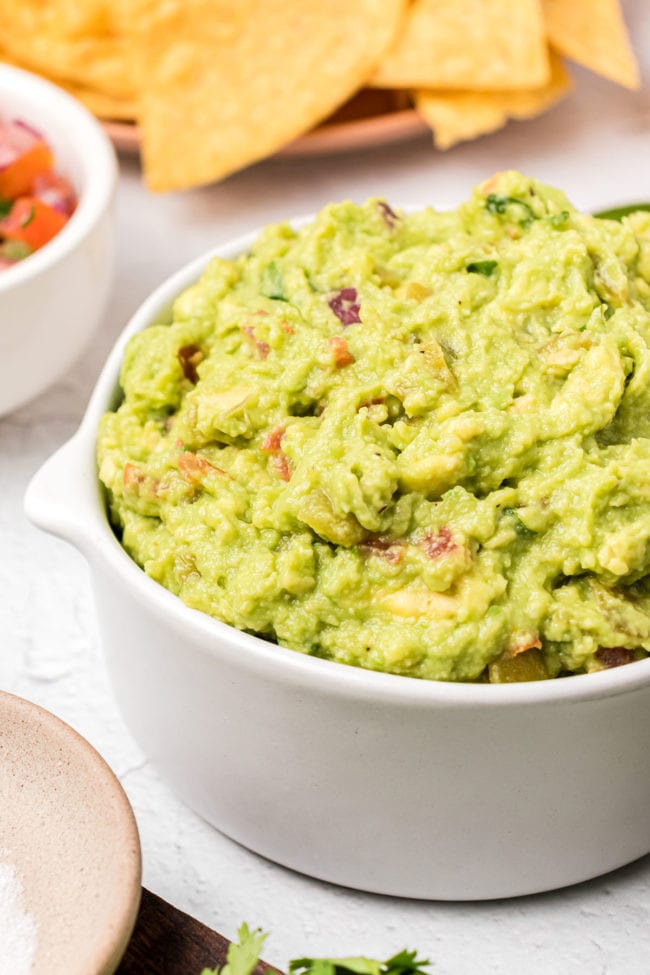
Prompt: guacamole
<box><xmin>97</xmin><ymin>171</ymin><xmax>650</xmax><ymax>682</ymax></box>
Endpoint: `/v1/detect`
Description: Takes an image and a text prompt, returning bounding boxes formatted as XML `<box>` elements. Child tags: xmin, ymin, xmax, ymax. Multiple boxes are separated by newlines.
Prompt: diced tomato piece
<box><xmin>123</xmin><ymin>463</ymin><xmax>144</xmax><ymax>488</ymax></box>
<box><xmin>177</xmin><ymin>451</ymin><xmax>225</xmax><ymax>483</ymax></box>
<box><xmin>272</xmin><ymin>454</ymin><xmax>291</xmax><ymax>481</ymax></box>
<box><xmin>0</xmin><ymin>141</ymin><xmax>53</xmax><ymax>198</ymax></box>
<box><xmin>0</xmin><ymin>197</ymin><xmax>67</xmax><ymax>250</ymax></box>
<box><xmin>0</xmin><ymin>119</ymin><xmax>42</xmax><ymax>168</ymax></box>
<box><xmin>328</xmin><ymin>335</ymin><xmax>355</xmax><ymax>368</ymax></box>
<box><xmin>260</xmin><ymin>427</ymin><xmax>285</xmax><ymax>453</ymax></box>
<box><xmin>32</xmin><ymin>170</ymin><xmax>76</xmax><ymax>216</ymax></box>
<box><xmin>0</xmin><ymin>120</ymin><xmax>53</xmax><ymax>198</ymax></box>
<box><xmin>242</xmin><ymin>325</ymin><xmax>270</xmax><ymax>359</ymax></box>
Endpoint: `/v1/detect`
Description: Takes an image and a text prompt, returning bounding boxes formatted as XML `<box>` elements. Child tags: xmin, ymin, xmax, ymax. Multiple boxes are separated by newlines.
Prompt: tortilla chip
<box><xmin>129</xmin><ymin>0</ymin><xmax>406</xmax><ymax>191</ymax></box>
<box><xmin>0</xmin><ymin>0</ymin><xmax>136</xmax><ymax>99</ymax></box>
<box><xmin>373</xmin><ymin>0</ymin><xmax>550</xmax><ymax>90</ymax></box>
<box><xmin>0</xmin><ymin>45</ymin><xmax>137</xmax><ymax>119</ymax></box>
<box><xmin>543</xmin><ymin>0</ymin><xmax>639</xmax><ymax>89</ymax></box>
<box><xmin>416</xmin><ymin>51</ymin><xmax>571</xmax><ymax>150</ymax></box>
<box><xmin>61</xmin><ymin>83</ymin><xmax>138</xmax><ymax>121</ymax></box>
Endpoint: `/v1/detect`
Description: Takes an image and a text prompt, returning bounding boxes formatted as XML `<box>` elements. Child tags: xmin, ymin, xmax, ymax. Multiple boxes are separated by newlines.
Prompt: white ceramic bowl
<box><xmin>25</xmin><ymin>226</ymin><xmax>650</xmax><ymax>901</ymax></box>
<box><xmin>0</xmin><ymin>64</ymin><xmax>117</xmax><ymax>415</ymax></box>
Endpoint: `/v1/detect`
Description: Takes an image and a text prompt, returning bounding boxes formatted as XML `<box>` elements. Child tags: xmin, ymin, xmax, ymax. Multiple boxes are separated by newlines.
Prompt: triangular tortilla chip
<box><xmin>416</xmin><ymin>52</ymin><xmax>571</xmax><ymax>150</ymax></box>
<box><xmin>0</xmin><ymin>0</ymin><xmax>135</xmax><ymax>99</ymax></box>
<box><xmin>128</xmin><ymin>0</ymin><xmax>406</xmax><ymax>191</ymax></box>
<box><xmin>0</xmin><ymin>45</ymin><xmax>137</xmax><ymax>119</ymax></box>
<box><xmin>543</xmin><ymin>0</ymin><xmax>639</xmax><ymax>89</ymax></box>
<box><xmin>373</xmin><ymin>0</ymin><xmax>550</xmax><ymax>90</ymax></box>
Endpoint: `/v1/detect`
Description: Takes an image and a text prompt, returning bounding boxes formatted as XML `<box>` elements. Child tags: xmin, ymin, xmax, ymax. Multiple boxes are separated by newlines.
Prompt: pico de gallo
<box><xmin>0</xmin><ymin>118</ymin><xmax>76</xmax><ymax>270</ymax></box>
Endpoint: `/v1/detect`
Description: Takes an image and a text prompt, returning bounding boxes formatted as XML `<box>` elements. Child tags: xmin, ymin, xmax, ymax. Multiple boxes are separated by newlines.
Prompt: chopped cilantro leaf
<box><xmin>485</xmin><ymin>194</ymin><xmax>509</xmax><ymax>215</ymax></box>
<box><xmin>466</xmin><ymin>260</ymin><xmax>497</xmax><ymax>276</ymax></box>
<box><xmin>485</xmin><ymin>194</ymin><xmax>536</xmax><ymax>226</ymax></box>
<box><xmin>260</xmin><ymin>261</ymin><xmax>287</xmax><ymax>301</ymax></box>
<box><xmin>0</xmin><ymin>240</ymin><xmax>33</xmax><ymax>261</ymax></box>
<box><xmin>0</xmin><ymin>197</ymin><xmax>12</xmax><ymax>220</ymax></box>
<box><xmin>503</xmin><ymin>507</ymin><xmax>534</xmax><ymax>539</ymax></box>
<box><xmin>20</xmin><ymin>204</ymin><xmax>36</xmax><ymax>228</ymax></box>
<box><xmin>548</xmin><ymin>211</ymin><xmax>570</xmax><ymax>227</ymax></box>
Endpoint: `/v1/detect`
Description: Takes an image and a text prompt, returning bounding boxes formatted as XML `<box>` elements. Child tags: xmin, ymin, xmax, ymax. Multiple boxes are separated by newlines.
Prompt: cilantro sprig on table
<box><xmin>290</xmin><ymin>948</ymin><xmax>431</xmax><ymax>975</ymax></box>
<box><xmin>200</xmin><ymin>924</ymin><xmax>431</xmax><ymax>975</ymax></box>
<box><xmin>201</xmin><ymin>924</ymin><xmax>269</xmax><ymax>975</ymax></box>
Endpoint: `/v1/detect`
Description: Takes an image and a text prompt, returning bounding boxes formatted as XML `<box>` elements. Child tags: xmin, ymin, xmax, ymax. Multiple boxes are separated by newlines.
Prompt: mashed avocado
<box><xmin>97</xmin><ymin>171</ymin><xmax>650</xmax><ymax>682</ymax></box>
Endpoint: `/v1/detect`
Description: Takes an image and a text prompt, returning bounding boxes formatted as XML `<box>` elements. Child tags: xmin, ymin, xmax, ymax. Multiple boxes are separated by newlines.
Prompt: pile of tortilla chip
<box><xmin>0</xmin><ymin>0</ymin><xmax>639</xmax><ymax>192</ymax></box>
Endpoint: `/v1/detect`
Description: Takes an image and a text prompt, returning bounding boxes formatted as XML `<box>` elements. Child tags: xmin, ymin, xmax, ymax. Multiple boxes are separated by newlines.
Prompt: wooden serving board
<box><xmin>116</xmin><ymin>888</ymin><xmax>280</xmax><ymax>975</ymax></box>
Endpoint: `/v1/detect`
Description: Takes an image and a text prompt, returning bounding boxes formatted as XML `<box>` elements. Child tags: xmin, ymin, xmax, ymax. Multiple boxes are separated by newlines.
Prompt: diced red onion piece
<box><xmin>32</xmin><ymin>172</ymin><xmax>77</xmax><ymax>216</ymax></box>
<box><xmin>328</xmin><ymin>287</ymin><xmax>361</xmax><ymax>326</ymax></box>
<box><xmin>0</xmin><ymin>119</ymin><xmax>42</xmax><ymax>172</ymax></box>
<box><xmin>595</xmin><ymin>646</ymin><xmax>636</xmax><ymax>668</ymax></box>
<box><xmin>421</xmin><ymin>526</ymin><xmax>455</xmax><ymax>560</ymax></box>
<box><xmin>359</xmin><ymin>537</ymin><xmax>404</xmax><ymax>564</ymax></box>
<box><xmin>378</xmin><ymin>200</ymin><xmax>399</xmax><ymax>228</ymax></box>
<box><xmin>11</xmin><ymin>118</ymin><xmax>44</xmax><ymax>142</ymax></box>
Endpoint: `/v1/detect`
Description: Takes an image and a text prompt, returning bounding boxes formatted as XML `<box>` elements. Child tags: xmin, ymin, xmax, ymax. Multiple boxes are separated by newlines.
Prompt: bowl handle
<box><xmin>24</xmin><ymin>432</ymin><xmax>100</xmax><ymax>552</ymax></box>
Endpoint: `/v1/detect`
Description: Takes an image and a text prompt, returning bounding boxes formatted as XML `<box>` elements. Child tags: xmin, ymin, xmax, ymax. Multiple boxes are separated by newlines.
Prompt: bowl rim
<box><xmin>0</xmin><ymin>62</ymin><xmax>117</xmax><ymax>293</ymax></box>
<box><xmin>57</xmin><ymin>214</ymin><xmax>650</xmax><ymax>708</ymax></box>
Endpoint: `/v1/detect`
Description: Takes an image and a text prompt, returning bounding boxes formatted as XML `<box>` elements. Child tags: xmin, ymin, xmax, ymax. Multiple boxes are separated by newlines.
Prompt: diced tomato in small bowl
<box><xmin>0</xmin><ymin>120</ymin><xmax>53</xmax><ymax>198</ymax></box>
<box><xmin>0</xmin><ymin>118</ymin><xmax>76</xmax><ymax>268</ymax></box>
<box><xmin>0</xmin><ymin>62</ymin><xmax>117</xmax><ymax>414</ymax></box>
<box><xmin>1</xmin><ymin>197</ymin><xmax>67</xmax><ymax>250</ymax></box>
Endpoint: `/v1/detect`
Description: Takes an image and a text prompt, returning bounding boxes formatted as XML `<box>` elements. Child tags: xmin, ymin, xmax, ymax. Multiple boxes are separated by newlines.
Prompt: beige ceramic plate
<box><xmin>103</xmin><ymin>88</ymin><xmax>427</xmax><ymax>157</ymax></box>
<box><xmin>0</xmin><ymin>690</ymin><xmax>142</xmax><ymax>975</ymax></box>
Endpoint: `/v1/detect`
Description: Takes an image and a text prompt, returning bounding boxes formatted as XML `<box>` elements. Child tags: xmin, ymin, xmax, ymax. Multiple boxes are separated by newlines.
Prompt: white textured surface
<box><xmin>0</xmin><ymin>860</ymin><xmax>37</xmax><ymax>974</ymax></box>
<box><xmin>3</xmin><ymin>4</ymin><xmax>650</xmax><ymax>969</ymax></box>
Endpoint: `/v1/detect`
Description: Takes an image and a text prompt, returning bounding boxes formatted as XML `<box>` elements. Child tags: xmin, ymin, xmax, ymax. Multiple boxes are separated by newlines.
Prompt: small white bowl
<box><xmin>0</xmin><ymin>690</ymin><xmax>141</xmax><ymax>974</ymax></box>
<box><xmin>25</xmin><ymin>224</ymin><xmax>650</xmax><ymax>901</ymax></box>
<box><xmin>0</xmin><ymin>64</ymin><xmax>117</xmax><ymax>415</ymax></box>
